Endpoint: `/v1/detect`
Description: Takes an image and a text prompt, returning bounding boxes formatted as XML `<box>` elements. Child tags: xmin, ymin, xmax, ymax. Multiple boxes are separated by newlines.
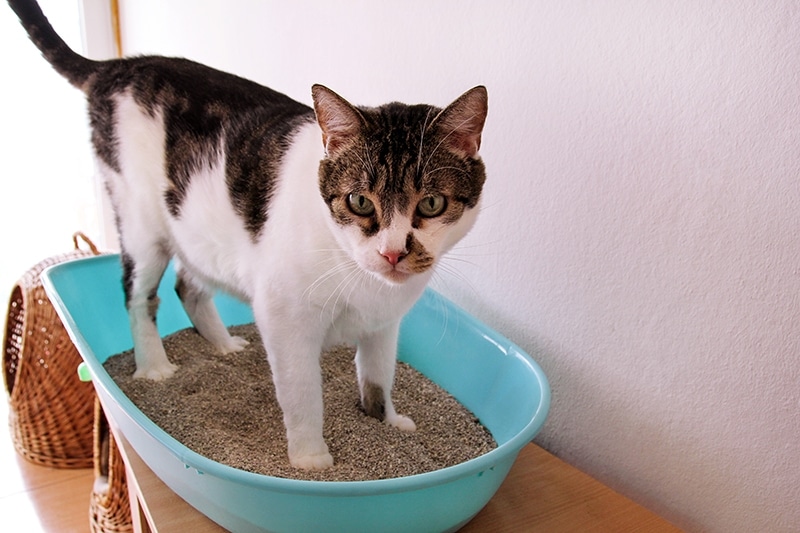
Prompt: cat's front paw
<box><xmin>133</xmin><ymin>361</ymin><xmax>178</xmax><ymax>381</ymax></box>
<box><xmin>290</xmin><ymin>450</ymin><xmax>334</xmax><ymax>471</ymax></box>
<box><xmin>217</xmin><ymin>335</ymin><xmax>249</xmax><ymax>354</ymax></box>
<box><xmin>387</xmin><ymin>413</ymin><xmax>416</xmax><ymax>432</ymax></box>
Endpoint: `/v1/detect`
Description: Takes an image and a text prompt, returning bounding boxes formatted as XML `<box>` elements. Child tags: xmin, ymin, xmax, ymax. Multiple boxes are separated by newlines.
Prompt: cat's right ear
<box><xmin>312</xmin><ymin>85</ymin><xmax>365</xmax><ymax>157</ymax></box>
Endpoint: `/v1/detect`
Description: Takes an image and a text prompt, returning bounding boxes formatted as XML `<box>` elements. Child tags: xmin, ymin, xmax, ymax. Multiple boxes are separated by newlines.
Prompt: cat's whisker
<box><xmin>415</xmin><ymin>108</ymin><xmax>433</xmax><ymax>177</ymax></box>
<box><xmin>419</xmin><ymin>283</ymin><xmax>451</xmax><ymax>347</ymax></box>
<box><xmin>305</xmin><ymin>254</ymin><xmax>346</xmax><ymax>272</ymax></box>
<box><xmin>322</xmin><ymin>262</ymin><xmax>362</xmax><ymax>319</ymax></box>
<box><xmin>440</xmin><ymin>255</ymin><xmax>480</xmax><ymax>270</ymax></box>
<box><xmin>303</xmin><ymin>248</ymin><xmax>350</xmax><ymax>254</ymax></box>
<box><xmin>449</xmin><ymin>238</ymin><xmax>499</xmax><ymax>251</ymax></box>
<box><xmin>429</xmin><ymin>224</ymin><xmax>453</xmax><ymax>239</ymax></box>
<box><xmin>475</xmin><ymin>198</ymin><xmax>501</xmax><ymax>215</ymax></box>
<box><xmin>342</xmin><ymin>268</ymin><xmax>372</xmax><ymax>310</ymax></box>
<box><xmin>348</xmin><ymin>140</ymin><xmax>376</xmax><ymax>181</ymax></box>
<box><xmin>375</xmin><ymin>275</ymin><xmax>398</xmax><ymax>298</ymax></box>
<box><xmin>432</xmin><ymin>257</ymin><xmax>481</xmax><ymax>298</ymax></box>
<box><xmin>362</xmin><ymin>142</ymin><xmax>377</xmax><ymax>178</ymax></box>
<box><xmin>442</xmin><ymin>238</ymin><xmax>493</xmax><ymax>277</ymax></box>
<box><xmin>303</xmin><ymin>260</ymin><xmax>357</xmax><ymax>303</ymax></box>
<box><xmin>316</xmin><ymin>272</ymin><xmax>349</xmax><ymax>322</ymax></box>
<box><xmin>424</xmin><ymin>166</ymin><xmax>469</xmax><ymax>177</ymax></box>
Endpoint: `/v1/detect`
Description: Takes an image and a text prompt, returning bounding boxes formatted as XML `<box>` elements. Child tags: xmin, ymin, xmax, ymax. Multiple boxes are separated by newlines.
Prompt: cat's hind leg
<box><xmin>122</xmin><ymin>250</ymin><xmax>178</xmax><ymax>381</ymax></box>
<box><xmin>174</xmin><ymin>263</ymin><xmax>249</xmax><ymax>354</ymax></box>
<box><xmin>356</xmin><ymin>323</ymin><xmax>416</xmax><ymax>432</ymax></box>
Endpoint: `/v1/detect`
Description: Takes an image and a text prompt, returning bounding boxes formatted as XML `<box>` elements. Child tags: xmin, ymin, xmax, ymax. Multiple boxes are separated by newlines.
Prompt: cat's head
<box><xmin>312</xmin><ymin>85</ymin><xmax>487</xmax><ymax>285</ymax></box>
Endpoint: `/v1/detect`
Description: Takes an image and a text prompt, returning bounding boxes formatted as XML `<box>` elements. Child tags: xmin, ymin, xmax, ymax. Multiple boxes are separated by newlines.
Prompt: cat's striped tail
<box><xmin>7</xmin><ymin>0</ymin><xmax>99</xmax><ymax>90</ymax></box>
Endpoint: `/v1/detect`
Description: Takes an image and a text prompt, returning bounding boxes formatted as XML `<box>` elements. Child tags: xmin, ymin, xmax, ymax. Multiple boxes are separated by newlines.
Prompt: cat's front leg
<box><xmin>254</xmin><ymin>303</ymin><xmax>333</xmax><ymax>470</ymax></box>
<box><xmin>356</xmin><ymin>323</ymin><xmax>416</xmax><ymax>432</ymax></box>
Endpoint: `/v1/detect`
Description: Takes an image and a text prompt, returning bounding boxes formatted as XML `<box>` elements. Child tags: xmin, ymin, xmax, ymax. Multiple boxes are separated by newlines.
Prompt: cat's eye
<box><xmin>416</xmin><ymin>195</ymin><xmax>447</xmax><ymax>217</ymax></box>
<box><xmin>347</xmin><ymin>193</ymin><xmax>375</xmax><ymax>216</ymax></box>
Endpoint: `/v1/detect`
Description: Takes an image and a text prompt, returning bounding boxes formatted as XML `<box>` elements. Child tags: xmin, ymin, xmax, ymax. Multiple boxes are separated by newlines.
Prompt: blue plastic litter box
<box><xmin>41</xmin><ymin>254</ymin><xmax>550</xmax><ymax>533</ymax></box>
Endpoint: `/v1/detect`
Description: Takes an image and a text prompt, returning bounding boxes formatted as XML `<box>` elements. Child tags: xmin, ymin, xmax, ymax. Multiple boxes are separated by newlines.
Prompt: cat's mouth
<box><xmin>382</xmin><ymin>269</ymin><xmax>412</xmax><ymax>284</ymax></box>
<box><xmin>371</xmin><ymin>243</ymin><xmax>435</xmax><ymax>285</ymax></box>
<box><xmin>370</xmin><ymin>258</ymin><xmax>417</xmax><ymax>284</ymax></box>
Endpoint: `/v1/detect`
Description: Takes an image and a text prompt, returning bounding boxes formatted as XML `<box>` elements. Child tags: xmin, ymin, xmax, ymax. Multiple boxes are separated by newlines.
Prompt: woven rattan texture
<box><xmin>90</xmin><ymin>399</ymin><xmax>133</xmax><ymax>533</ymax></box>
<box><xmin>3</xmin><ymin>234</ymin><xmax>100</xmax><ymax>468</ymax></box>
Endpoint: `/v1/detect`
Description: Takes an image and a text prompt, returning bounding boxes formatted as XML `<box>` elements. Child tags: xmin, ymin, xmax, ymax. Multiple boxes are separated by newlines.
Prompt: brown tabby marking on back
<box><xmin>86</xmin><ymin>57</ymin><xmax>315</xmax><ymax>232</ymax></box>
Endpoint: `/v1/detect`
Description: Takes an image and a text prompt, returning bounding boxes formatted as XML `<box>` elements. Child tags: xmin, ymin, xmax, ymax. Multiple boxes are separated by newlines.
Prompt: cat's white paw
<box><xmin>133</xmin><ymin>361</ymin><xmax>178</xmax><ymax>381</ymax></box>
<box><xmin>217</xmin><ymin>335</ymin><xmax>249</xmax><ymax>354</ymax></box>
<box><xmin>289</xmin><ymin>451</ymin><xmax>334</xmax><ymax>471</ymax></box>
<box><xmin>387</xmin><ymin>413</ymin><xmax>416</xmax><ymax>432</ymax></box>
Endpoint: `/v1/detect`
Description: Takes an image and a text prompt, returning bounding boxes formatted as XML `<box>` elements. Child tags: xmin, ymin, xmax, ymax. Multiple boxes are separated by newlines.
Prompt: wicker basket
<box><xmin>89</xmin><ymin>398</ymin><xmax>133</xmax><ymax>533</ymax></box>
<box><xmin>2</xmin><ymin>232</ymin><xmax>101</xmax><ymax>468</ymax></box>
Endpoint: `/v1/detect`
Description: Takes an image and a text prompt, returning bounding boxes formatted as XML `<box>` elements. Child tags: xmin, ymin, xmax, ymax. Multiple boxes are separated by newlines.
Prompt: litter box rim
<box><xmin>41</xmin><ymin>254</ymin><xmax>550</xmax><ymax>498</ymax></box>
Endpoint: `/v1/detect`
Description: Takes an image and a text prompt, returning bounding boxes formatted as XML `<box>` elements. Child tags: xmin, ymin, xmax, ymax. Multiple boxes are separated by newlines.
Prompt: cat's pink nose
<box><xmin>381</xmin><ymin>250</ymin><xmax>406</xmax><ymax>266</ymax></box>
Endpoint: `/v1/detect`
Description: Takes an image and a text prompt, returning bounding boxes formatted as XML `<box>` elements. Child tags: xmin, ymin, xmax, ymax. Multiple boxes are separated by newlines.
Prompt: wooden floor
<box><xmin>0</xmin><ymin>400</ymin><xmax>95</xmax><ymax>532</ymax></box>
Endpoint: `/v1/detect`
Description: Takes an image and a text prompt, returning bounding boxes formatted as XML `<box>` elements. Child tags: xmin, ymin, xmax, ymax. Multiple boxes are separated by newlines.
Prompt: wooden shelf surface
<box><xmin>111</xmin><ymin>421</ymin><xmax>679</xmax><ymax>533</ymax></box>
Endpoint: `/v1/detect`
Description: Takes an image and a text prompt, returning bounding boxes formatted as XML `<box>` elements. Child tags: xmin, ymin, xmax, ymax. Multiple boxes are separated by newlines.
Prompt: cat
<box><xmin>9</xmin><ymin>0</ymin><xmax>488</xmax><ymax>470</ymax></box>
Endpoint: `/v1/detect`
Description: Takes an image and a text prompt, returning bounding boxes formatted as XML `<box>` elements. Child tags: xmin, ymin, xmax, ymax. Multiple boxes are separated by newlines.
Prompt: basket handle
<box><xmin>72</xmin><ymin>232</ymin><xmax>101</xmax><ymax>256</ymax></box>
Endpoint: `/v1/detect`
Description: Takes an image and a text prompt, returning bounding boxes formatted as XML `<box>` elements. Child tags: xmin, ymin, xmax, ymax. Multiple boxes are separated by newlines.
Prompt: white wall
<box><xmin>117</xmin><ymin>1</ymin><xmax>800</xmax><ymax>531</ymax></box>
<box><xmin>0</xmin><ymin>0</ymin><xmax>99</xmax><ymax>302</ymax></box>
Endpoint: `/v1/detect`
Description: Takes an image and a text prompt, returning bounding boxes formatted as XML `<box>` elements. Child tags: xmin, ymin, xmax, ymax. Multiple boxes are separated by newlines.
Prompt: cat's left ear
<box><xmin>312</xmin><ymin>85</ymin><xmax>365</xmax><ymax>157</ymax></box>
<box><xmin>432</xmin><ymin>86</ymin><xmax>488</xmax><ymax>159</ymax></box>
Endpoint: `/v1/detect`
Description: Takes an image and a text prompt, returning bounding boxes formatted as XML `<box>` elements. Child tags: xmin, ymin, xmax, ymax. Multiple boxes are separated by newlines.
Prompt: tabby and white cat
<box><xmin>10</xmin><ymin>0</ymin><xmax>488</xmax><ymax>470</ymax></box>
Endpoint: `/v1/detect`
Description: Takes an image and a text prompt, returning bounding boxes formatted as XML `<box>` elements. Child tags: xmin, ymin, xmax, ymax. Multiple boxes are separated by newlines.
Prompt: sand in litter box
<box><xmin>103</xmin><ymin>324</ymin><xmax>496</xmax><ymax>482</ymax></box>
